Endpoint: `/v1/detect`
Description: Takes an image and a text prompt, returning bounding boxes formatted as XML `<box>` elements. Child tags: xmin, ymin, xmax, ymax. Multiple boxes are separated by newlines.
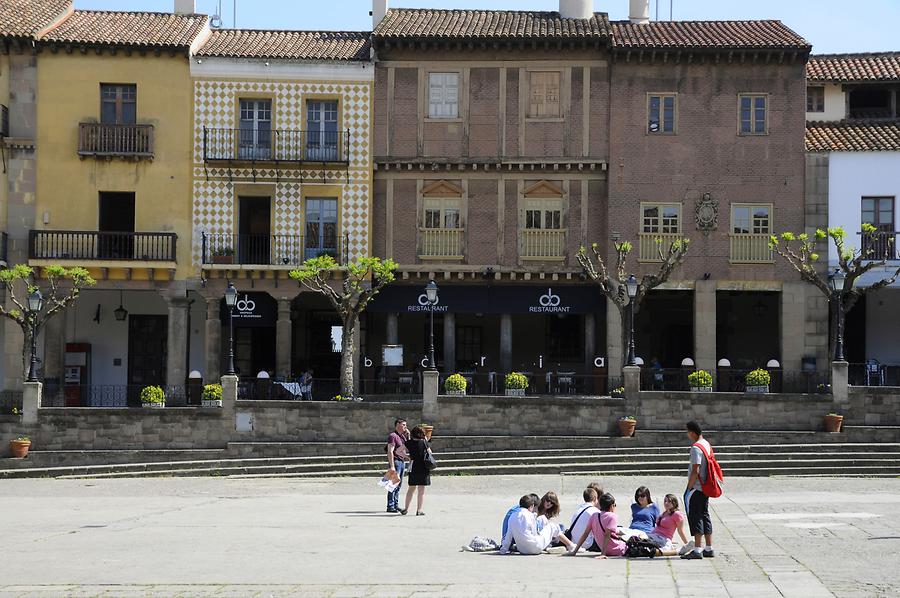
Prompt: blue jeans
<box><xmin>387</xmin><ymin>459</ymin><xmax>405</xmax><ymax>510</ymax></box>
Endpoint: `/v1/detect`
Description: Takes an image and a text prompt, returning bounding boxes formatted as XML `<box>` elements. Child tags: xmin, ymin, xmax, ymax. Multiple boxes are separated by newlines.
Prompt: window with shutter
<box><xmin>428</xmin><ymin>72</ymin><xmax>459</xmax><ymax>118</ymax></box>
<box><xmin>528</xmin><ymin>71</ymin><xmax>561</xmax><ymax>118</ymax></box>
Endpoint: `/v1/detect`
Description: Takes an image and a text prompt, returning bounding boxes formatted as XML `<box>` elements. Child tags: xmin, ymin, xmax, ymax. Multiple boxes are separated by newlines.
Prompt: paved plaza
<box><xmin>0</xmin><ymin>474</ymin><xmax>898</xmax><ymax>597</ymax></box>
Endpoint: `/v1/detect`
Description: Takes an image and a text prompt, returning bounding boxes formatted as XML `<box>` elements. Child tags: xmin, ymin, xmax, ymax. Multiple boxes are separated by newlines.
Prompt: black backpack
<box><xmin>625</xmin><ymin>536</ymin><xmax>660</xmax><ymax>558</ymax></box>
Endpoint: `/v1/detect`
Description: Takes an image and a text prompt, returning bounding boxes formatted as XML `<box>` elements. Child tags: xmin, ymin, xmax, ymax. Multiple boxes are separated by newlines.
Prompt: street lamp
<box><xmin>224</xmin><ymin>282</ymin><xmax>238</xmax><ymax>376</ymax></box>
<box><xmin>26</xmin><ymin>288</ymin><xmax>44</xmax><ymax>382</ymax></box>
<box><xmin>625</xmin><ymin>275</ymin><xmax>638</xmax><ymax>367</ymax></box>
<box><xmin>829</xmin><ymin>268</ymin><xmax>847</xmax><ymax>362</ymax></box>
<box><xmin>425</xmin><ymin>280</ymin><xmax>439</xmax><ymax>370</ymax></box>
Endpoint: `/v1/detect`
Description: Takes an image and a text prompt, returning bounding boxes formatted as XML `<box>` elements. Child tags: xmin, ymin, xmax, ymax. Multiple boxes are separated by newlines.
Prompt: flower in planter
<box><xmin>444</xmin><ymin>373</ymin><xmax>467</xmax><ymax>393</ymax></box>
<box><xmin>202</xmin><ymin>384</ymin><xmax>223</xmax><ymax>403</ymax></box>
<box><xmin>688</xmin><ymin>370</ymin><xmax>713</xmax><ymax>388</ymax></box>
<box><xmin>139</xmin><ymin>385</ymin><xmax>165</xmax><ymax>405</ymax></box>
<box><xmin>745</xmin><ymin>368</ymin><xmax>771</xmax><ymax>387</ymax></box>
<box><xmin>505</xmin><ymin>372</ymin><xmax>528</xmax><ymax>390</ymax></box>
<box><xmin>13</xmin><ymin>436</ymin><xmax>30</xmax><ymax>442</ymax></box>
<box><xmin>212</xmin><ymin>246</ymin><xmax>234</xmax><ymax>257</ymax></box>
<box><xmin>610</xmin><ymin>386</ymin><xmax>625</xmax><ymax>398</ymax></box>
<box><xmin>618</xmin><ymin>415</ymin><xmax>636</xmax><ymax>422</ymax></box>
<box><xmin>333</xmin><ymin>394</ymin><xmax>351</xmax><ymax>401</ymax></box>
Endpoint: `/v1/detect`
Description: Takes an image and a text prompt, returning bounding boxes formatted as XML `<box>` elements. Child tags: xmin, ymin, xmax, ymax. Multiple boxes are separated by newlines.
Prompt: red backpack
<box><xmin>692</xmin><ymin>441</ymin><xmax>724</xmax><ymax>498</ymax></box>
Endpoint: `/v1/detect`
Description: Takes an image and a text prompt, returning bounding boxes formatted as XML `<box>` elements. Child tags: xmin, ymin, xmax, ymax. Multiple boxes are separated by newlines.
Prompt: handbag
<box><xmin>625</xmin><ymin>536</ymin><xmax>660</xmax><ymax>558</ymax></box>
<box><xmin>423</xmin><ymin>447</ymin><xmax>437</xmax><ymax>471</ymax></box>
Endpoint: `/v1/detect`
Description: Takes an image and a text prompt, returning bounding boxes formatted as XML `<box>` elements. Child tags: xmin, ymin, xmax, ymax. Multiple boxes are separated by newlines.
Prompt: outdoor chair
<box><xmin>865</xmin><ymin>360</ymin><xmax>885</xmax><ymax>386</ymax></box>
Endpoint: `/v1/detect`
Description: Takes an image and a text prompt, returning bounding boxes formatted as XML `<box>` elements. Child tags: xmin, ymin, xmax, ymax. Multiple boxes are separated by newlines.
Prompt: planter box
<box><xmin>505</xmin><ymin>389</ymin><xmax>526</xmax><ymax>397</ymax></box>
<box><xmin>745</xmin><ymin>385</ymin><xmax>769</xmax><ymax>394</ymax></box>
<box><xmin>691</xmin><ymin>386</ymin><xmax>713</xmax><ymax>393</ymax></box>
<box><xmin>445</xmin><ymin>390</ymin><xmax>466</xmax><ymax>396</ymax></box>
<box><xmin>202</xmin><ymin>399</ymin><xmax>223</xmax><ymax>408</ymax></box>
<box><xmin>212</xmin><ymin>255</ymin><xmax>234</xmax><ymax>265</ymax></box>
<box><xmin>142</xmin><ymin>402</ymin><xmax>165</xmax><ymax>409</ymax></box>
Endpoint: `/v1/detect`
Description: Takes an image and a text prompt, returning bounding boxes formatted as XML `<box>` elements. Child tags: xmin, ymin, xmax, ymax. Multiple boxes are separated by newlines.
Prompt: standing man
<box><xmin>386</xmin><ymin>418</ymin><xmax>409</xmax><ymax>513</ymax></box>
<box><xmin>682</xmin><ymin>421</ymin><xmax>714</xmax><ymax>559</ymax></box>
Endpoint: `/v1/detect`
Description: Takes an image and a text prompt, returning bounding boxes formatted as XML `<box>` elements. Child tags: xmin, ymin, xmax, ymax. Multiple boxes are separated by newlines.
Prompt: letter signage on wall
<box><xmin>368</xmin><ymin>285</ymin><xmax>603</xmax><ymax>315</ymax></box>
<box><xmin>220</xmin><ymin>292</ymin><xmax>277</xmax><ymax>327</ymax></box>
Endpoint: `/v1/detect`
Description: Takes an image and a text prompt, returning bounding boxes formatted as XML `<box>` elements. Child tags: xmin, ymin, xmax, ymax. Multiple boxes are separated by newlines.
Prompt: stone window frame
<box><xmin>426</xmin><ymin>71</ymin><xmax>461</xmax><ymax>120</ymax></box>
<box><xmin>647</xmin><ymin>92</ymin><xmax>678</xmax><ymax>135</ymax></box>
<box><xmin>731</xmin><ymin>203</ymin><xmax>773</xmax><ymax>235</ymax></box>
<box><xmin>806</xmin><ymin>86</ymin><xmax>825</xmax><ymax>113</ymax></box>
<box><xmin>737</xmin><ymin>93</ymin><xmax>769</xmax><ymax>136</ymax></box>
<box><xmin>641</xmin><ymin>202</ymin><xmax>682</xmax><ymax>234</ymax></box>
<box><xmin>526</xmin><ymin>69</ymin><xmax>564</xmax><ymax>121</ymax></box>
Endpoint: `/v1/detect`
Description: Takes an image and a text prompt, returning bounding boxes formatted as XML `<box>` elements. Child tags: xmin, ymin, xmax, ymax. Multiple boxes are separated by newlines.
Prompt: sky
<box><xmin>73</xmin><ymin>0</ymin><xmax>899</xmax><ymax>55</ymax></box>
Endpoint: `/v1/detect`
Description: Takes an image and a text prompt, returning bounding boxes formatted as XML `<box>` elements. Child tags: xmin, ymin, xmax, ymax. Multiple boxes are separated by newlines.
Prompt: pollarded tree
<box><xmin>576</xmin><ymin>238</ymin><xmax>689</xmax><ymax>373</ymax></box>
<box><xmin>290</xmin><ymin>255</ymin><xmax>397</xmax><ymax>398</ymax></box>
<box><xmin>769</xmin><ymin>224</ymin><xmax>900</xmax><ymax>358</ymax></box>
<box><xmin>0</xmin><ymin>265</ymin><xmax>96</xmax><ymax>379</ymax></box>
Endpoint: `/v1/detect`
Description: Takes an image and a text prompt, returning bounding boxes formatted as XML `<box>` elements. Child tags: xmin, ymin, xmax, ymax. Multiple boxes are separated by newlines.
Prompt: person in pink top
<box><xmin>567</xmin><ymin>493</ymin><xmax>627</xmax><ymax>558</ymax></box>
<box><xmin>646</xmin><ymin>494</ymin><xmax>690</xmax><ymax>556</ymax></box>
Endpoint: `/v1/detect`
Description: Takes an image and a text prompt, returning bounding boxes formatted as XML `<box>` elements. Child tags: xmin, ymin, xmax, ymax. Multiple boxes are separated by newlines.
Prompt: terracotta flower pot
<box><xmin>10</xmin><ymin>439</ymin><xmax>31</xmax><ymax>458</ymax></box>
<box><xmin>421</xmin><ymin>425</ymin><xmax>434</xmax><ymax>441</ymax></box>
<box><xmin>824</xmin><ymin>414</ymin><xmax>843</xmax><ymax>433</ymax></box>
<box><xmin>617</xmin><ymin>420</ymin><xmax>636</xmax><ymax>437</ymax></box>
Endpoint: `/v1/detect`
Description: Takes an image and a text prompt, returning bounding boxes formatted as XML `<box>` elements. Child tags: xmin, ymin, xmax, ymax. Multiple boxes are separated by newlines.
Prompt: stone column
<box><xmin>386</xmin><ymin>313</ymin><xmax>399</xmax><ymax>345</ymax></box>
<box><xmin>500</xmin><ymin>313</ymin><xmax>512</xmax><ymax>372</ymax></box>
<box><xmin>623</xmin><ymin>365</ymin><xmax>641</xmax><ymax>398</ymax></box>
<box><xmin>165</xmin><ymin>295</ymin><xmax>190</xmax><ymax>388</ymax></box>
<box><xmin>221</xmin><ymin>374</ymin><xmax>238</xmax><ymax>419</ymax></box>
<box><xmin>781</xmin><ymin>283</ymin><xmax>806</xmax><ymax>372</ymax></box>
<box><xmin>42</xmin><ymin>309</ymin><xmax>67</xmax><ymax>384</ymax></box>
<box><xmin>607</xmin><ymin>298</ymin><xmax>623</xmax><ymax>378</ymax></box>
<box><xmin>584</xmin><ymin>312</ymin><xmax>596</xmax><ymax>372</ymax></box>
<box><xmin>22</xmin><ymin>381</ymin><xmax>41</xmax><ymax>424</ymax></box>
<box><xmin>443</xmin><ymin>312</ymin><xmax>456</xmax><ymax>372</ymax></box>
<box><xmin>422</xmin><ymin>369</ymin><xmax>439</xmax><ymax>420</ymax></box>
<box><xmin>205</xmin><ymin>298</ymin><xmax>221</xmax><ymax>381</ymax></box>
<box><xmin>832</xmin><ymin>360</ymin><xmax>849</xmax><ymax>404</ymax></box>
<box><xmin>275</xmin><ymin>298</ymin><xmax>293</xmax><ymax>379</ymax></box>
<box><xmin>694</xmin><ymin>280</ymin><xmax>716</xmax><ymax>373</ymax></box>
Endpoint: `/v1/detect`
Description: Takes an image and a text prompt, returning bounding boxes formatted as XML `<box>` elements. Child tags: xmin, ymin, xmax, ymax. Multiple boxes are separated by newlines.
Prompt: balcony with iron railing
<box><xmin>520</xmin><ymin>228</ymin><xmax>567</xmax><ymax>260</ymax></box>
<box><xmin>202</xmin><ymin>128</ymin><xmax>350</xmax><ymax>164</ymax></box>
<box><xmin>638</xmin><ymin>232</ymin><xmax>683</xmax><ymax>262</ymax></box>
<box><xmin>419</xmin><ymin>228</ymin><xmax>464</xmax><ymax>259</ymax></box>
<box><xmin>202</xmin><ymin>233</ymin><xmax>345</xmax><ymax>267</ymax></box>
<box><xmin>859</xmin><ymin>231</ymin><xmax>899</xmax><ymax>261</ymax></box>
<box><xmin>78</xmin><ymin>122</ymin><xmax>154</xmax><ymax>159</ymax></box>
<box><xmin>730</xmin><ymin>233</ymin><xmax>774</xmax><ymax>263</ymax></box>
<box><xmin>29</xmin><ymin>231</ymin><xmax>177</xmax><ymax>262</ymax></box>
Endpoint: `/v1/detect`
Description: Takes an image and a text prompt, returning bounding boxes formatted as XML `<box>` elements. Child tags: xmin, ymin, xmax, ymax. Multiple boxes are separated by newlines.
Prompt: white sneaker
<box><xmin>678</xmin><ymin>542</ymin><xmax>695</xmax><ymax>556</ymax></box>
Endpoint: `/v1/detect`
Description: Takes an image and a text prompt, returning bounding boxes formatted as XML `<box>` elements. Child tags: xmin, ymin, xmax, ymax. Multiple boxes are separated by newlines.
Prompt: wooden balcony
<box><xmin>78</xmin><ymin>123</ymin><xmax>154</xmax><ymax>159</ymax></box>
<box><xmin>419</xmin><ymin>228</ymin><xmax>464</xmax><ymax>259</ymax></box>
<box><xmin>520</xmin><ymin>229</ymin><xmax>566</xmax><ymax>260</ymax></box>
<box><xmin>730</xmin><ymin>233</ymin><xmax>774</xmax><ymax>264</ymax></box>
<box><xmin>29</xmin><ymin>230</ymin><xmax>176</xmax><ymax>262</ymax></box>
<box><xmin>638</xmin><ymin>232</ymin><xmax>683</xmax><ymax>262</ymax></box>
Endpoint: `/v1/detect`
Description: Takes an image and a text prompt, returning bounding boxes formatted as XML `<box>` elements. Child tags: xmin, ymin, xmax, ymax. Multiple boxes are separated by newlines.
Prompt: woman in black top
<box><xmin>401</xmin><ymin>426</ymin><xmax>432</xmax><ymax>516</ymax></box>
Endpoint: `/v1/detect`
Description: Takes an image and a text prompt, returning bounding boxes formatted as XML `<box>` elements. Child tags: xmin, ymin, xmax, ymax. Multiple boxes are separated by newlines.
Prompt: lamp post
<box><xmin>425</xmin><ymin>280</ymin><xmax>439</xmax><ymax>370</ymax></box>
<box><xmin>626</xmin><ymin>275</ymin><xmax>638</xmax><ymax>367</ymax></box>
<box><xmin>224</xmin><ymin>282</ymin><xmax>238</xmax><ymax>376</ymax></box>
<box><xmin>26</xmin><ymin>288</ymin><xmax>44</xmax><ymax>382</ymax></box>
<box><xmin>829</xmin><ymin>268</ymin><xmax>847</xmax><ymax>362</ymax></box>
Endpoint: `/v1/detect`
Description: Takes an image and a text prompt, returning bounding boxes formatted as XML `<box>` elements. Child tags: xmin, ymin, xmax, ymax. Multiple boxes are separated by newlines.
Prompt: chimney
<box><xmin>559</xmin><ymin>0</ymin><xmax>593</xmax><ymax>19</ymax></box>
<box><xmin>372</xmin><ymin>0</ymin><xmax>388</xmax><ymax>29</ymax></box>
<box><xmin>629</xmin><ymin>0</ymin><xmax>650</xmax><ymax>24</ymax></box>
<box><xmin>174</xmin><ymin>0</ymin><xmax>196</xmax><ymax>15</ymax></box>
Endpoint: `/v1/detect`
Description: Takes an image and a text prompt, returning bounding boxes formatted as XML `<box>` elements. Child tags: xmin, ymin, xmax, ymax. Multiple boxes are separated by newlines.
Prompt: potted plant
<box><xmin>202</xmin><ymin>383</ymin><xmax>223</xmax><ymax>408</ymax></box>
<box><xmin>332</xmin><ymin>394</ymin><xmax>351</xmax><ymax>401</ymax></box>
<box><xmin>419</xmin><ymin>422</ymin><xmax>434</xmax><ymax>441</ymax></box>
<box><xmin>745</xmin><ymin>368</ymin><xmax>770</xmax><ymax>394</ymax></box>
<box><xmin>212</xmin><ymin>246</ymin><xmax>234</xmax><ymax>265</ymax></box>
<box><xmin>817</xmin><ymin>383</ymin><xmax>832</xmax><ymax>395</ymax></box>
<box><xmin>688</xmin><ymin>370</ymin><xmax>713</xmax><ymax>393</ymax></box>
<box><xmin>9</xmin><ymin>436</ymin><xmax>31</xmax><ymax>458</ymax></box>
<box><xmin>444</xmin><ymin>373</ymin><xmax>467</xmax><ymax>396</ymax></box>
<box><xmin>824</xmin><ymin>412</ymin><xmax>844</xmax><ymax>433</ymax></box>
<box><xmin>617</xmin><ymin>416</ymin><xmax>637</xmax><ymax>437</ymax></box>
<box><xmin>610</xmin><ymin>386</ymin><xmax>625</xmax><ymax>398</ymax></box>
<box><xmin>504</xmin><ymin>372</ymin><xmax>528</xmax><ymax>397</ymax></box>
<box><xmin>140</xmin><ymin>385</ymin><xmax>166</xmax><ymax>409</ymax></box>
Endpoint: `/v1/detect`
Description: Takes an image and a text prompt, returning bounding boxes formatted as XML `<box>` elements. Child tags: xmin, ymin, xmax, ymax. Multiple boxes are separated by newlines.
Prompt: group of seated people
<box><xmin>500</xmin><ymin>483</ymin><xmax>690</xmax><ymax>558</ymax></box>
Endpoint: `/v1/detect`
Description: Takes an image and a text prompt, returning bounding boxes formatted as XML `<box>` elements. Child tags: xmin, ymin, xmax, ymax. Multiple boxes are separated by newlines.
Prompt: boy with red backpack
<box><xmin>682</xmin><ymin>421</ymin><xmax>724</xmax><ymax>560</ymax></box>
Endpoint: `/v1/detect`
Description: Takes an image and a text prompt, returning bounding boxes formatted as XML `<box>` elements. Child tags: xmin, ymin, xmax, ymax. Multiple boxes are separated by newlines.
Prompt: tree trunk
<box><xmin>340</xmin><ymin>315</ymin><xmax>358</xmax><ymax>398</ymax></box>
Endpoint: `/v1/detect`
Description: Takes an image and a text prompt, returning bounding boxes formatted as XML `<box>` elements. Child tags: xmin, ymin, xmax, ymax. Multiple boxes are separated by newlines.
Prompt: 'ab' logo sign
<box><xmin>539</xmin><ymin>289</ymin><xmax>561</xmax><ymax>307</ymax></box>
<box><xmin>236</xmin><ymin>296</ymin><xmax>256</xmax><ymax>313</ymax></box>
<box><xmin>530</xmin><ymin>288</ymin><xmax>569</xmax><ymax>313</ymax></box>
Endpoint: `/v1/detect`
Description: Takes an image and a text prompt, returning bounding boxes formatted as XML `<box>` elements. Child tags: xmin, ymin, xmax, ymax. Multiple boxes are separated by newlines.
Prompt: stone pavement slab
<box><xmin>0</xmin><ymin>475</ymin><xmax>898</xmax><ymax>597</ymax></box>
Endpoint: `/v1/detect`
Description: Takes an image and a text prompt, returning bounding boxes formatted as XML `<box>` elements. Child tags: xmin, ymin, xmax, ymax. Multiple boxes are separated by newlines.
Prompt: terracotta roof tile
<box><xmin>611</xmin><ymin>20</ymin><xmax>810</xmax><ymax>50</ymax></box>
<box><xmin>807</xmin><ymin>52</ymin><xmax>900</xmax><ymax>82</ymax></box>
<box><xmin>41</xmin><ymin>10</ymin><xmax>208</xmax><ymax>49</ymax></box>
<box><xmin>197</xmin><ymin>29</ymin><xmax>370</xmax><ymax>61</ymax></box>
<box><xmin>0</xmin><ymin>0</ymin><xmax>70</xmax><ymax>39</ymax></box>
<box><xmin>373</xmin><ymin>9</ymin><xmax>611</xmax><ymax>40</ymax></box>
<box><xmin>806</xmin><ymin>120</ymin><xmax>900</xmax><ymax>152</ymax></box>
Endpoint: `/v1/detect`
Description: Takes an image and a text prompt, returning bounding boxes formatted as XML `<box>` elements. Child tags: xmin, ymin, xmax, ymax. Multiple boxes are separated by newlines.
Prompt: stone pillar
<box><xmin>443</xmin><ymin>312</ymin><xmax>456</xmax><ymax>372</ymax></box>
<box><xmin>22</xmin><ymin>381</ymin><xmax>41</xmax><ymax>424</ymax></box>
<box><xmin>386</xmin><ymin>313</ymin><xmax>399</xmax><ymax>345</ymax></box>
<box><xmin>694</xmin><ymin>280</ymin><xmax>716</xmax><ymax>373</ymax></box>
<box><xmin>221</xmin><ymin>374</ymin><xmax>238</xmax><ymax>417</ymax></box>
<box><xmin>781</xmin><ymin>283</ymin><xmax>806</xmax><ymax>372</ymax></box>
<box><xmin>832</xmin><ymin>360</ymin><xmax>849</xmax><ymax>404</ymax></box>
<box><xmin>422</xmin><ymin>369</ymin><xmax>439</xmax><ymax>419</ymax></box>
<box><xmin>584</xmin><ymin>312</ymin><xmax>596</xmax><ymax>372</ymax></box>
<box><xmin>275</xmin><ymin>298</ymin><xmax>292</xmax><ymax>379</ymax></box>
<box><xmin>500</xmin><ymin>313</ymin><xmax>512</xmax><ymax>372</ymax></box>
<box><xmin>165</xmin><ymin>295</ymin><xmax>190</xmax><ymax>388</ymax></box>
<box><xmin>205</xmin><ymin>298</ymin><xmax>221</xmax><ymax>381</ymax></box>
<box><xmin>42</xmin><ymin>309</ymin><xmax>67</xmax><ymax>384</ymax></box>
<box><xmin>607</xmin><ymin>298</ymin><xmax>623</xmax><ymax>377</ymax></box>
<box><xmin>623</xmin><ymin>365</ymin><xmax>641</xmax><ymax>399</ymax></box>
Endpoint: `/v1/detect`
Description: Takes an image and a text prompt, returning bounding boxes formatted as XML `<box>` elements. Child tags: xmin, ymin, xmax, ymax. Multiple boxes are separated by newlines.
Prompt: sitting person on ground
<box><xmin>567</xmin><ymin>492</ymin><xmax>628</xmax><ymax>558</ymax></box>
<box><xmin>567</xmin><ymin>487</ymin><xmax>601</xmax><ymax>552</ymax></box>
<box><xmin>501</xmin><ymin>492</ymin><xmax>539</xmax><ymax>544</ymax></box>
<box><xmin>500</xmin><ymin>494</ymin><xmax>566</xmax><ymax>555</ymax></box>
<box><xmin>536</xmin><ymin>491</ymin><xmax>576</xmax><ymax>551</ymax></box>
<box><xmin>619</xmin><ymin>485</ymin><xmax>661</xmax><ymax>540</ymax></box>
<box><xmin>646</xmin><ymin>494</ymin><xmax>691</xmax><ymax>556</ymax></box>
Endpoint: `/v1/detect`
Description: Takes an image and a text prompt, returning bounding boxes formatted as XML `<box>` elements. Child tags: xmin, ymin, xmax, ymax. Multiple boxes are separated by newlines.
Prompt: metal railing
<box><xmin>419</xmin><ymin>228</ymin><xmax>464</xmax><ymax>258</ymax></box>
<box><xmin>521</xmin><ymin>229</ymin><xmax>566</xmax><ymax>259</ymax></box>
<box><xmin>41</xmin><ymin>385</ymin><xmax>188</xmax><ymax>408</ymax></box>
<box><xmin>730</xmin><ymin>233</ymin><xmax>774</xmax><ymax>263</ymax></box>
<box><xmin>202</xmin><ymin>233</ymin><xmax>316</xmax><ymax>266</ymax></box>
<box><xmin>0</xmin><ymin>390</ymin><xmax>23</xmax><ymax>415</ymax></box>
<box><xmin>78</xmin><ymin>122</ymin><xmax>154</xmax><ymax>158</ymax></box>
<box><xmin>638</xmin><ymin>232</ymin><xmax>683</xmax><ymax>261</ymax></box>
<box><xmin>203</xmin><ymin>128</ymin><xmax>350</xmax><ymax>164</ymax></box>
<box><xmin>29</xmin><ymin>230</ymin><xmax>177</xmax><ymax>262</ymax></box>
<box><xmin>642</xmin><ymin>368</ymin><xmax>831</xmax><ymax>394</ymax></box>
<box><xmin>859</xmin><ymin>231</ymin><xmax>899</xmax><ymax>260</ymax></box>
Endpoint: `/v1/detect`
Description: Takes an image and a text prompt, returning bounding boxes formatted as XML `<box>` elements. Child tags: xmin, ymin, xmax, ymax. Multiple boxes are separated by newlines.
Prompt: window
<box><xmin>648</xmin><ymin>94</ymin><xmax>676</xmax><ymax>133</ymax></box>
<box><xmin>642</xmin><ymin>203</ymin><xmax>681</xmax><ymax>234</ymax></box>
<box><xmin>548</xmin><ymin>316</ymin><xmax>581</xmax><ymax>361</ymax></box>
<box><xmin>456</xmin><ymin>326</ymin><xmax>482</xmax><ymax>364</ymax></box>
<box><xmin>730</xmin><ymin>204</ymin><xmax>774</xmax><ymax>263</ymax></box>
<box><xmin>307</xmin><ymin>100</ymin><xmax>339</xmax><ymax>160</ymax></box>
<box><xmin>305</xmin><ymin>198</ymin><xmax>338</xmax><ymax>260</ymax></box>
<box><xmin>428</xmin><ymin>73</ymin><xmax>459</xmax><ymax>118</ymax></box>
<box><xmin>239</xmin><ymin>99</ymin><xmax>272</xmax><ymax>159</ymax></box>
<box><xmin>423</xmin><ymin>198</ymin><xmax>461</xmax><ymax>229</ymax></box>
<box><xmin>101</xmin><ymin>84</ymin><xmax>136</xmax><ymax>124</ymax></box>
<box><xmin>739</xmin><ymin>94</ymin><xmax>767</xmax><ymax>135</ymax></box>
<box><xmin>807</xmin><ymin>86</ymin><xmax>825</xmax><ymax>113</ymax></box>
<box><xmin>862</xmin><ymin>197</ymin><xmax>895</xmax><ymax>258</ymax></box>
<box><xmin>524</xmin><ymin>199</ymin><xmax>562</xmax><ymax>230</ymax></box>
<box><xmin>528</xmin><ymin>71</ymin><xmax>561</xmax><ymax>118</ymax></box>
<box><xmin>731</xmin><ymin>204</ymin><xmax>771</xmax><ymax>234</ymax></box>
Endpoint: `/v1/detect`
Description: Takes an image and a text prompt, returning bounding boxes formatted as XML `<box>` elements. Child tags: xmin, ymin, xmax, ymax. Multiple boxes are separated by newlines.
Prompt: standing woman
<box><xmin>402</xmin><ymin>426</ymin><xmax>432</xmax><ymax>516</ymax></box>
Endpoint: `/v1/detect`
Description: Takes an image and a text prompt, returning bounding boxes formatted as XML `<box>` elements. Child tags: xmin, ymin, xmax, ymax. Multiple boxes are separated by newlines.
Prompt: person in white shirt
<box><xmin>500</xmin><ymin>494</ymin><xmax>561</xmax><ymax>555</ymax></box>
<box><xmin>568</xmin><ymin>487</ymin><xmax>601</xmax><ymax>552</ymax></box>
